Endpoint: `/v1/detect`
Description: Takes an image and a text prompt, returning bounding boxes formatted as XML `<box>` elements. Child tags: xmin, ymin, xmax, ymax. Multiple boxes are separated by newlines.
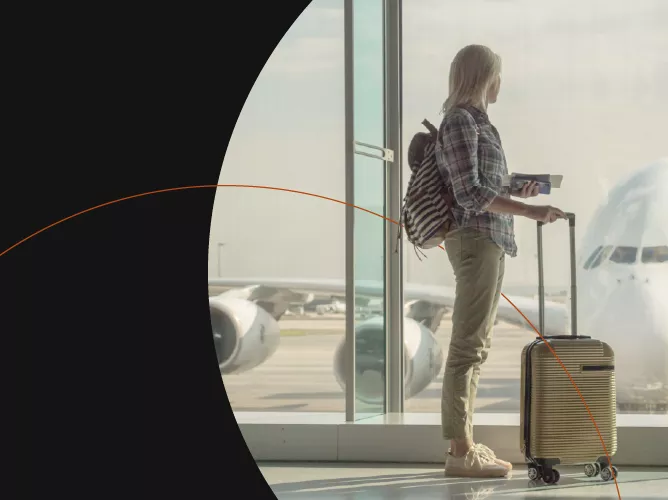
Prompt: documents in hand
<box><xmin>502</xmin><ymin>173</ymin><xmax>563</xmax><ymax>195</ymax></box>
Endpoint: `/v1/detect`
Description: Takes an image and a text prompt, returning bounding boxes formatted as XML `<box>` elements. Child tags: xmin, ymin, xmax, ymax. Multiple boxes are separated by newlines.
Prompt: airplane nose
<box><xmin>590</xmin><ymin>273</ymin><xmax>659</xmax><ymax>330</ymax></box>
<box><xmin>614</xmin><ymin>271</ymin><xmax>651</xmax><ymax>285</ymax></box>
<box><xmin>584</xmin><ymin>275</ymin><xmax>668</xmax><ymax>408</ymax></box>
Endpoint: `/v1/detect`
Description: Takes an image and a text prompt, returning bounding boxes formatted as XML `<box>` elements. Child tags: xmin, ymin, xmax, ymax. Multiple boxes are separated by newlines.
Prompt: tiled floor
<box><xmin>259</xmin><ymin>462</ymin><xmax>668</xmax><ymax>499</ymax></box>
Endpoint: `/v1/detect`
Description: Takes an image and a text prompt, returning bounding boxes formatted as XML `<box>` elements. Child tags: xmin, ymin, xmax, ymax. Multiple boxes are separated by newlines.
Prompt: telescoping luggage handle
<box><xmin>537</xmin><ymin>212</ymin><xmax>579</xmax><ymax>338</ymax></box>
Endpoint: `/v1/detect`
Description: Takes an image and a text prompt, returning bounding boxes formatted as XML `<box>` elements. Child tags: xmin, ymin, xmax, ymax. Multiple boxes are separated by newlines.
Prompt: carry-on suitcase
<box><xmin>520</xmin><ymin>213</ymin><xmax>618</xmax><ymax>484</ymax></box>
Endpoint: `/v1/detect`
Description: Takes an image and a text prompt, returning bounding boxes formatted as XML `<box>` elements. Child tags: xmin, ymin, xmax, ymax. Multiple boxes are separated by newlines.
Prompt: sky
<box><xmin>209</xmin><ymin>0</ymin><xmax>668</xmax><ymax>290</ymax></box>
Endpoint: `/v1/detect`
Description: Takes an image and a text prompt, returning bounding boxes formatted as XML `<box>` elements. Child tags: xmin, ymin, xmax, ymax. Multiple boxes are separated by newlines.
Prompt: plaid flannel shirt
<box><xmin>434</xmin><ymin>104</ymin><xmax>518</xmax><ymax>257</ymax></box>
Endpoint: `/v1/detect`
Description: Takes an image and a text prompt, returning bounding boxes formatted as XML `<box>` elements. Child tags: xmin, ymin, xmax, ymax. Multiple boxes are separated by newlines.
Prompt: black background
<box><xmin>6</xmin><ymin>2</ymin><xmax>313</xmax><ymax>497</ymax></box>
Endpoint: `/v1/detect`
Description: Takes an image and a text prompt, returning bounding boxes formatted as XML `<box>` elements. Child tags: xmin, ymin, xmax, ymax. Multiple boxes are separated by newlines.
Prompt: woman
<box><xmin>434</xmin><ymin>44</ymin><xmax>566</xmax><ymax>478</ymax></box>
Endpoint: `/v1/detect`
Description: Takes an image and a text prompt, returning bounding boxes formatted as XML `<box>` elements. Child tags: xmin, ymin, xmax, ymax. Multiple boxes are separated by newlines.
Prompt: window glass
<box><xmin>609</xmin><ymin>246</ymin><xmax>638</xmax><ymax>264</ymax></box>
<box><xmin>642</xmin><ymin>246</ymin><xmax>668</xmax><ymax>263</ymax></box>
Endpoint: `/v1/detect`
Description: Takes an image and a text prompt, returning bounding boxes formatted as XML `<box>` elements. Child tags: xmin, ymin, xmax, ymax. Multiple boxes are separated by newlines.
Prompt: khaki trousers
<box><xmin>441</xmin><ymin>228</ymin><xmax>505</xmax><ymax>440</ymax></box>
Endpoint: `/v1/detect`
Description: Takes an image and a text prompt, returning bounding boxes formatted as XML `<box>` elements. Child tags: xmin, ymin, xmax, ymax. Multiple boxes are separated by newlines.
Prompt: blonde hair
<box><xmin>441</xmin><ymin>45</ymin><xmax>502</xmax><ymax>115</ymax></box>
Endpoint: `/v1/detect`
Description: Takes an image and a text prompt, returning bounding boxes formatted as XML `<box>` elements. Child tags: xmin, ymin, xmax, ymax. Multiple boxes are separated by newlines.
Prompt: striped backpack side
<box><xmin>398</xmin><ymin>119</ymin><xmax>456</xmax><ymax>259</ymax></box>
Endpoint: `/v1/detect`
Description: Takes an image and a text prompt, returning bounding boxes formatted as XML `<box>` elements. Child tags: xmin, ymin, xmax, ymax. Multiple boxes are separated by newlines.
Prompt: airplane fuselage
<box><xmin>575</xmin><ymin>158</ymin><xmax>668</xmax><ymax>411</ymax></box>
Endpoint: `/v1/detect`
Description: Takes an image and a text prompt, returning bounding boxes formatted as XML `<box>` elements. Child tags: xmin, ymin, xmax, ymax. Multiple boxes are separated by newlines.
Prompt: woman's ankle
<box><xmin>450</xmin><ymin>438</ymin><xmax>473</xmax><ymax>457</ymax></box>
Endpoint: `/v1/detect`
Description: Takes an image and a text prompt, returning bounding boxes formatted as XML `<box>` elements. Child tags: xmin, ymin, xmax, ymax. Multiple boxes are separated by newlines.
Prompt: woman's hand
<box><xmin>525</xmin><ymin>205</ymin><xmax>567</xmax><ymax>223</ymax></box>
<box><xmin>513</xmin><ymin>181</ymin><xmax>540</xmax><ymax>198</ymax></box>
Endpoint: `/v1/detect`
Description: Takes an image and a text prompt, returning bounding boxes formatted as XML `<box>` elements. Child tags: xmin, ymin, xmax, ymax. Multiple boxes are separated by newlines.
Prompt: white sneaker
<box><xmin>473</xmin><ymin>443</ymin><xmax>513</xmax><ymax>471</ymax></box>
<box><xmin>444</xmin><ymin>443</ymin><xmax>511</xmax><ymax>478</ymax></box>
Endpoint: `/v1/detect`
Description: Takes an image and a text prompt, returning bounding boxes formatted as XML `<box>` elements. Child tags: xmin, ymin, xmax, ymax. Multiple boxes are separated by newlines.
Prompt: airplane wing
<box><xmin>209</xmin><ymin>277</ymin><xmax>453</xmax><ymax>303</ymax></box>
<box><xmin>208</xmin><ymin>277</ymin><xmax>569</xmax><ymax>335</ymax></box>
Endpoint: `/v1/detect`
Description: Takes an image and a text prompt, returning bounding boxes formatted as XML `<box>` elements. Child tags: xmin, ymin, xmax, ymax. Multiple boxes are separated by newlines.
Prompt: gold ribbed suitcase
<box><xmin>520</xmin><ymin>213</ymin><xmax>618</xmax><ymax>484</ymax></box>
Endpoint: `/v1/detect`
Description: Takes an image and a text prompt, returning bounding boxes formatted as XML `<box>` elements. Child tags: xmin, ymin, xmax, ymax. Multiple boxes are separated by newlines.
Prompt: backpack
<box><xmin>397</xmin><ymin>119</ymin><xmax>456</xmax><ymax>259</ymax></box>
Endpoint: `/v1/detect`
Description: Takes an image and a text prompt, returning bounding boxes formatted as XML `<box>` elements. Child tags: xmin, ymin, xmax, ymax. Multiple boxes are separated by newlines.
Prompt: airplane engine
<box><xmin>332</xmin><ymin>316</ymin><xmax>444</xmax><ymax>404</ymax></box>
<box><xmin>209</xmin><ymin>296</ymin><xmax>281</xmax><ymax>375</ymax></box>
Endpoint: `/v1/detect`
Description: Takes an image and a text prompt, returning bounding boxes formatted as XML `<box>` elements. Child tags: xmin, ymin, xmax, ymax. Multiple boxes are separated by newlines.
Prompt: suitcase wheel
<box><xmin>584</xmin><ymin>462</ymin><xmax>600</xmax><ymax>477</ymax></box>
<box><xmin>528</xmin><ymin>466</ymin><xmax>541</xmax><ymax>481</ymax></box>
<box><xmin>600</xmin><ymin>466</ymin><xmax>619</xmax><ymax>482</ymax></box>
<box><xmin>542</xmin><ymin>468</ymin><xmax>560</xmax><ymax>484</ymax></box>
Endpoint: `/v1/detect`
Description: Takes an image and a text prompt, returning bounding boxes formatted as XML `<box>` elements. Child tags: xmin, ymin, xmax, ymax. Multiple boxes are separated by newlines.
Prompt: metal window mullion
<box><xmin>344</xmin><ymin>0</ymin><xmax>356</xmax><ymax>423</ymax></box>
<box><xmin>385</xmin><ymin>0</ymin><xmax>404</xmax><ymax>414</ymax></box>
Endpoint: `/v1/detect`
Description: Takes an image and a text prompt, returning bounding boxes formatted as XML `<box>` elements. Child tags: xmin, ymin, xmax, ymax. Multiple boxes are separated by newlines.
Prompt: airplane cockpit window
<box><xmin>609</xmin><ymin>246</ymin><xmax>638</xmax><ymax>264</ymax></box>
<box><xmin>583</xmin><ymin>246</ymin><xmax>602</xmax><ymax>270</ymax></box>
<box><xmin>584</xmin><ymin>245</ymin><xmax>613</xmax><ymax>270</ymax></box>
<box><xmin>642</xmin><ymin>246</ymin><xmax>668</xmax><ymax>263</ymax></box>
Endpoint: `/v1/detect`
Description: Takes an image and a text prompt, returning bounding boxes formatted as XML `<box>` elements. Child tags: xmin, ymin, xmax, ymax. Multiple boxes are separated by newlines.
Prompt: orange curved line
<box><xmin>0</xmin><ymin>183</ymin><xmax>620</xmax><ymax>497</ymax></box>
<box><xmin>0</xmin><ymin>184</ymin><xmax>393</xmax><ymax>258</ymax></box>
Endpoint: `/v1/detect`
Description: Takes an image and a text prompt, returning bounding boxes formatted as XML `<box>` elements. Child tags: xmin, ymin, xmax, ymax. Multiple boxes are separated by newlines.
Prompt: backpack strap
<box><xmin>421</xmin><ymin>119</ymin><xmax>438</xmax><ymax>139</ymax></box>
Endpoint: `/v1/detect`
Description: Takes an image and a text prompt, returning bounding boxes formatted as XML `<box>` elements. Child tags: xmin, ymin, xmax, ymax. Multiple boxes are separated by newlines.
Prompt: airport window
<box><xmin>210</xmin><ymin>0</ymin><xmax>346</xmax><ymax>415</ymax></box>
<box><xmin>642</xmin><ymin>246</ymin><xmax>668</xmax><ymax>264</ymax></box>
<box><xmin>401</xmin><ymin>0</ymin><xmax>667</xmax><ymax>419</ymax></box>
<box><xmin>209</xmin><ymin>0</ymin><xmax>667</xmax><ymax>423</ymax></box>
<box><xmin>609</xmin><ymin>246</ymin><xmax>638</xmax><ymax>264</ymax></box>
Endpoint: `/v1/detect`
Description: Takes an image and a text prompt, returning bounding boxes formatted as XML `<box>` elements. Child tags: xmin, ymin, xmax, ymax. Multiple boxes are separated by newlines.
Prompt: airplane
<box><xmin>315</xmin><ymin>299</ymin><xmax>346</xmax><ymax>315</ymax></box>
<box><xmin>208</xmin><ymin>157</ymin><xmax>668</xmax><ymax>413</ymax></box>
<box><xmin>574</xmin><ymin>157</ymin><xmax>668</xmax><ymax>412</ymax></box>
